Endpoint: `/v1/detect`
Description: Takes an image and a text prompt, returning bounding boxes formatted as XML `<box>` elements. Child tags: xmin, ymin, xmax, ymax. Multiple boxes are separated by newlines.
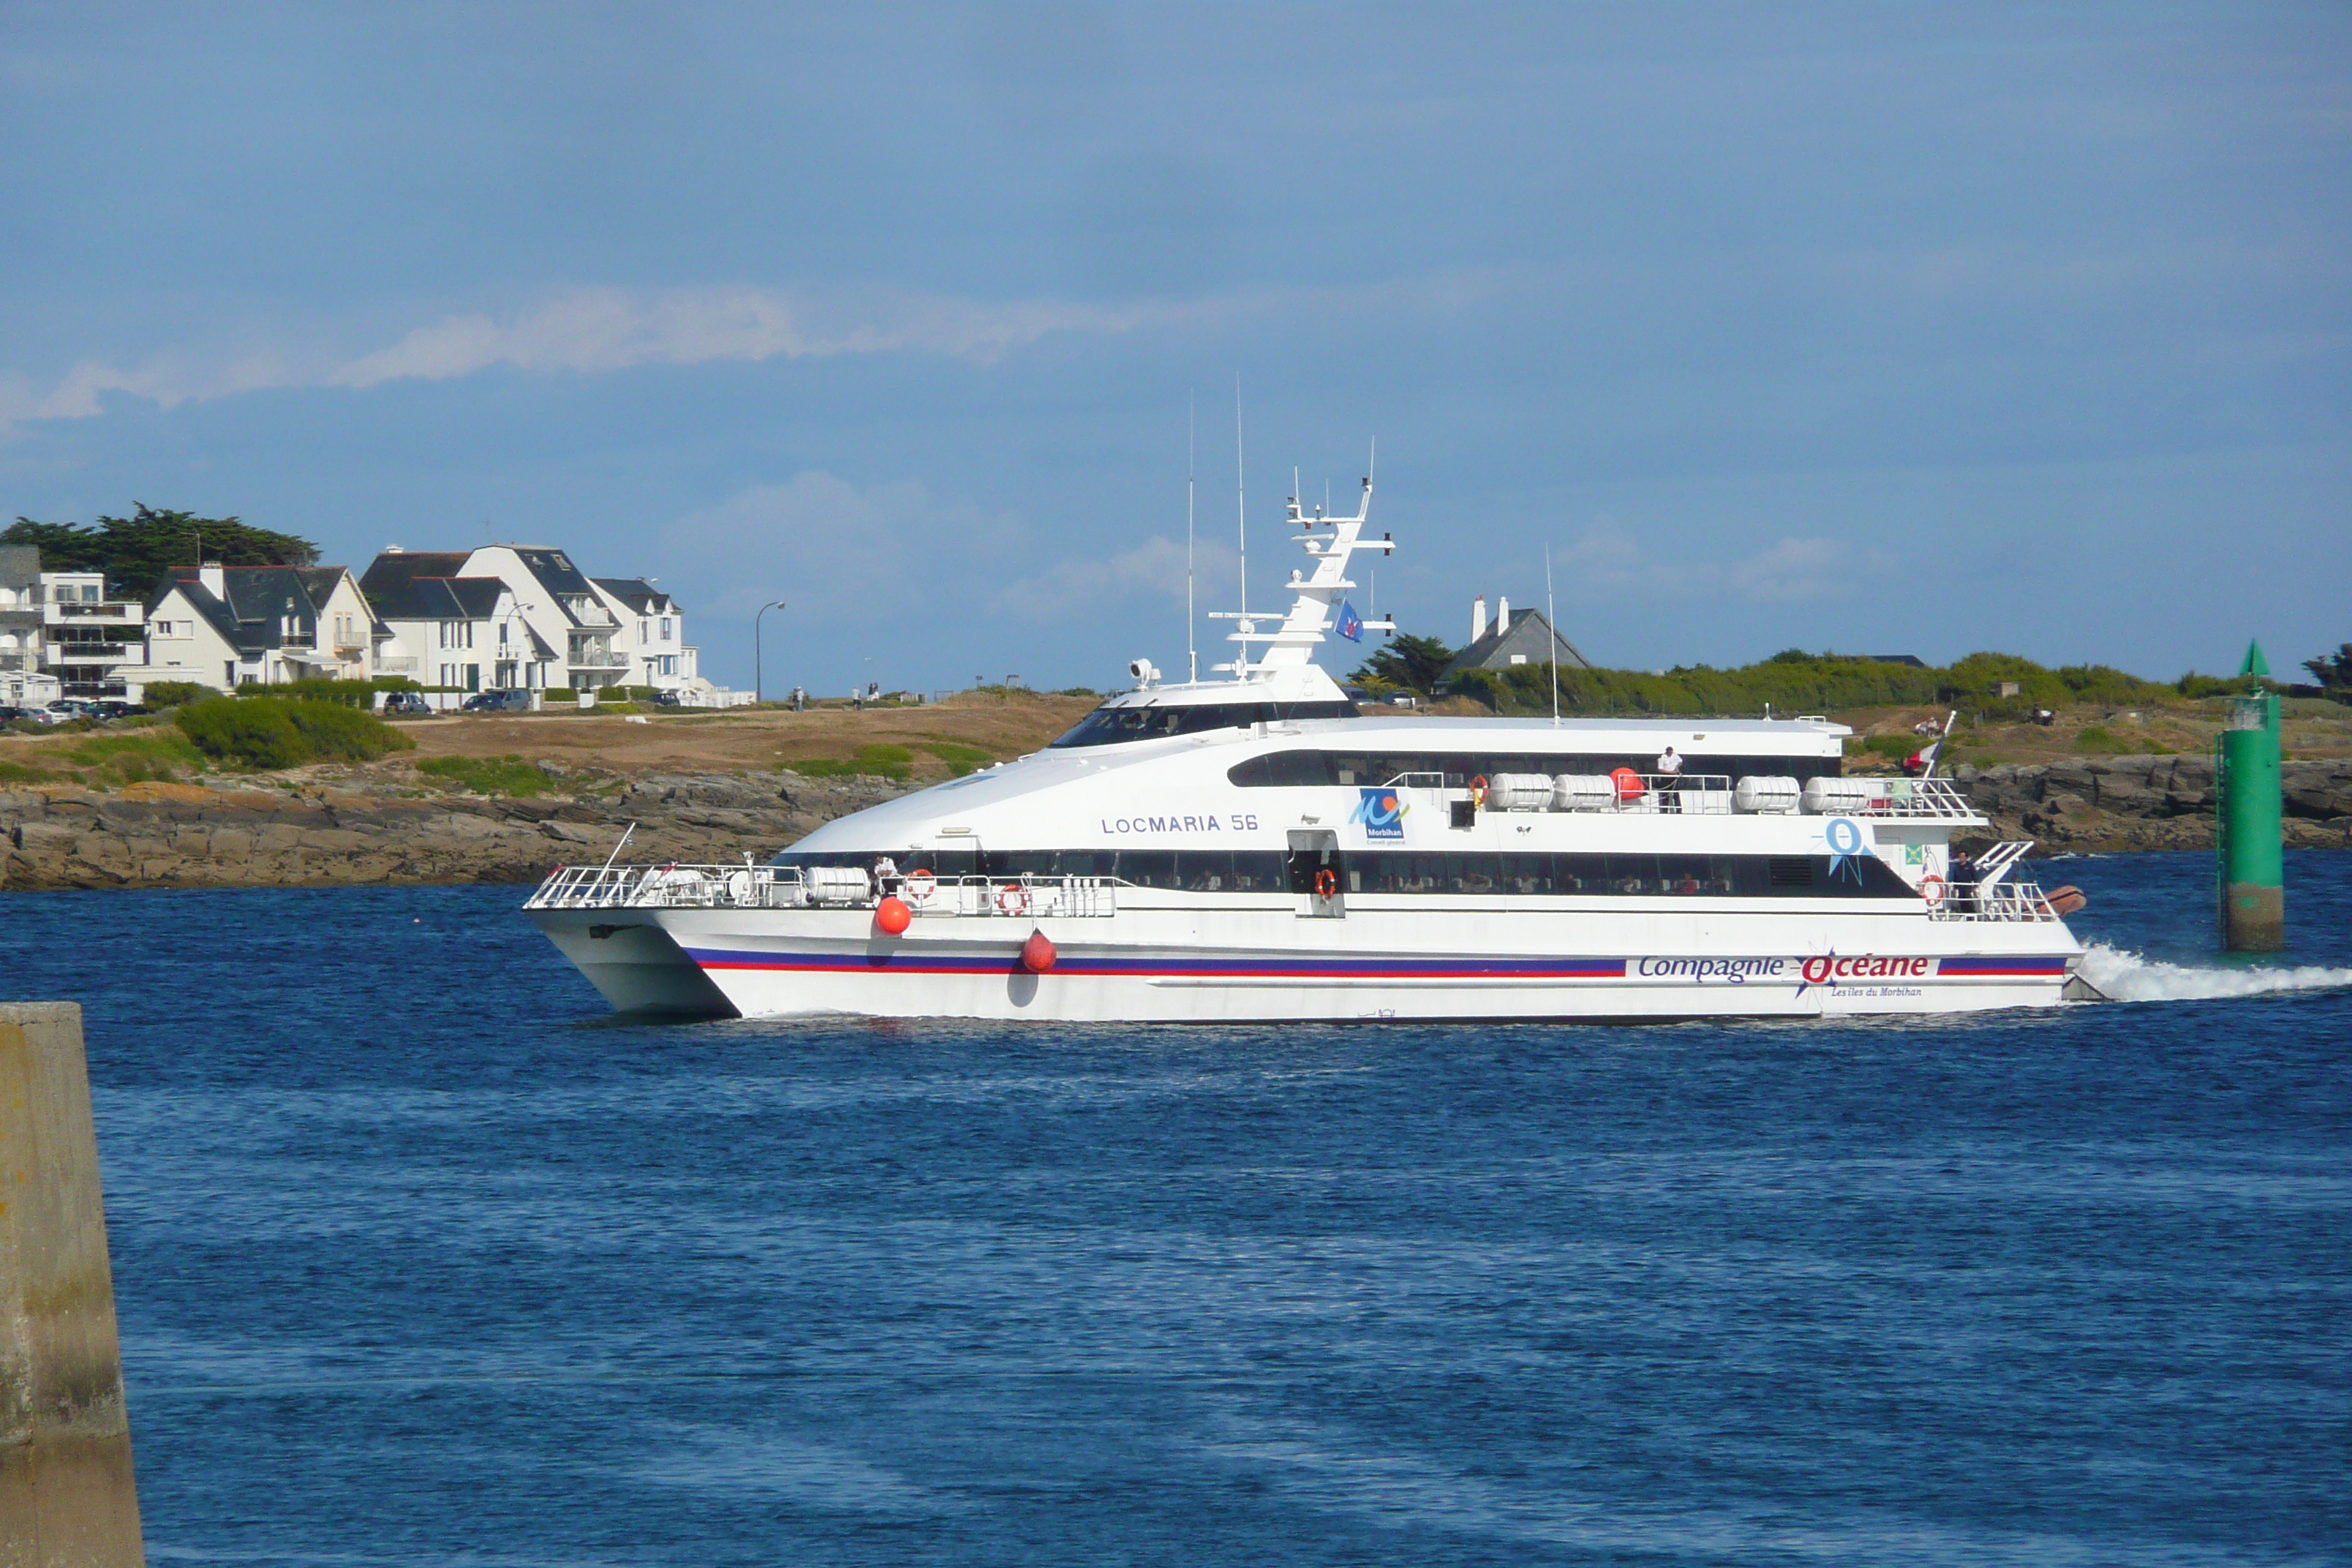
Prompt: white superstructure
<box><xmin>527</xmin><ymin>476</ymin><xmax>2090</xmax><ymax>1021</ymax></box>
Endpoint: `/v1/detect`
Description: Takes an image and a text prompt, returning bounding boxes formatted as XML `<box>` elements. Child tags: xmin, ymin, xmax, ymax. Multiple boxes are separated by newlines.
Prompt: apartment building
<box><xmin>0</xmin><ymin>548</ymin><xmax>151</xmax><ymax>704</ymax></box>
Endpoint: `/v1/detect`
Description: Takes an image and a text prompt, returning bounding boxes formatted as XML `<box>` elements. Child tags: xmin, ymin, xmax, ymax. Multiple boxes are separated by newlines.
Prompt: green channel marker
<box><xmin>2216</xmin><ymin>641</ymin><xmax>2283</xmax><ymax>952</ymax></box>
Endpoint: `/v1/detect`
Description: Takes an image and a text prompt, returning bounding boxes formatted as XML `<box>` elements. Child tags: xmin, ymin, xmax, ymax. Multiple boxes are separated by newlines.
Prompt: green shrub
<box><xmin>792</xmin><ymin>744</ymin><xmax>913</xmax><ymax>781</ymax></box>
<box><xmin>2076</xmin><ymin>726</ymin><xmax>2115</xmax><ymax>750</ymax></box>
<box><xmin>176</xmin><ymin>696</ymin><xmax>412</xmax><ymax>769</ymax></box>
<box><xmin>544</xmin><ymin>687</ymin><xmax>577</xmax><ymax>703</ymax></box>
<box><xmin>140</xmin><ymin>679</ymin><xmax>206</xmax><ymax>708</ymax></box>
<box><xmin>65</xmin><ymin>730</ymin><xmax>208</xmax><ymax>783</ymax></box>
<box><xmin>417</xmin><ymin>754</ymin><xmax>554</xmax><ymax>797</ymax></box>
<box><xmin>0</xmin><ymin>761</ymin><xmax>71</xmax><ymax>784</ymax></box>
<box><xmin>921</xmin><ymin>742</ymin><xmax>992</xmax><ymax>777</ymax></box>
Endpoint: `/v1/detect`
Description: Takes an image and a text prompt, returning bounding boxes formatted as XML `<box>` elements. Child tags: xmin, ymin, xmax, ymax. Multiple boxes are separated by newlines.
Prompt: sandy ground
<box><xmin>7</xmin><ymin>688</ymin><xmax>2347</xmax><ymax>786</ymax></box>
<box><xmin>396</xmin><ymin>690</ymin><xmax>1101</xmax><ymax>780</ymax></box>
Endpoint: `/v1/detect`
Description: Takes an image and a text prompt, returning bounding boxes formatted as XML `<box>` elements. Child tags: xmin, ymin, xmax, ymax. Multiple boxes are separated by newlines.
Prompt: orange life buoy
<box><xmin>995</xmin><ymin>882</ymin><xmax>1030</xmax><ymax>917</ymax></box>
<box><xmin>1313</xmin><ymin>867</ymin><xmax>1338</xmax><ymax>899</ymax></box>
<box><xmin>1469</xmin><ymin>774</ymin><xmax>1488</xmax><ymax>806</ymax></box>
<box><xmin>1919</xmin><ymin>874</ymin><xmax>1946</xmax><ymax>905</ymax></box>
<box><xmin>904</xmin><ymin>868</ymin><xmax>937</xmax><ymax>905</ymax></box>
<box><xmin>1608</xmin><ymin>766</ymin><xmax>1646</xmax><ymax>802</ymax></box>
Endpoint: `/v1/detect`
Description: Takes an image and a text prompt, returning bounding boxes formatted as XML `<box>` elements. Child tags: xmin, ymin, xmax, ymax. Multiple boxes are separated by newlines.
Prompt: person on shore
<box><xmin>853</xmin><ymin>686</ymin><xmax>864</xmax><ymax>711</ymax></box>
<box><xmin>1655</xmin><ymin>745</ymin><xmax>1684</xmax><ymax>813</ymax></box>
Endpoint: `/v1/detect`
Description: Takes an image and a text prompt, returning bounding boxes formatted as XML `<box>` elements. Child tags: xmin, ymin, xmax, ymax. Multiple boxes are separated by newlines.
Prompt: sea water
<box><xmin>6</xmin><ymin>851</ymin><xmax>2348</xmax><ymax>1566</ymax></box>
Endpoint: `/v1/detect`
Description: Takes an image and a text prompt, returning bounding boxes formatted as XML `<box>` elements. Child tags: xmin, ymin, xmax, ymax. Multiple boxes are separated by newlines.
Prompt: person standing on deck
<box><xmin>1656</xmin><ymin>745</ymin><xmax>1684</xmax><ymax>813</ymax></box>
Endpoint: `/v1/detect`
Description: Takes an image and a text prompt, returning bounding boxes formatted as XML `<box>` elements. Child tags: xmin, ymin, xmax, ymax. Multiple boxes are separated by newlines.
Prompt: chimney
<box><xmin>198</xmin><ymin>559</ymin><xmax>225</xmax><ymax>598</ymax></box>
<box><xmin>1471</xmin><ymin>595</ymin><xmax>1488</xmax><ymax>644</ymax></box>
<box><xmin>1496</xmin><ymin>596</ymin><xmax>1510</xmax><ymax>634</ymax></box>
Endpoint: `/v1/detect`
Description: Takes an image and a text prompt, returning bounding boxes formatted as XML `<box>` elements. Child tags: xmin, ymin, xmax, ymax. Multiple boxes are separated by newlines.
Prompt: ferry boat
<box><xmin>526</xmin><ymin>477</ymin><xmax>2095</xmax><ymax>1021</ymax></box>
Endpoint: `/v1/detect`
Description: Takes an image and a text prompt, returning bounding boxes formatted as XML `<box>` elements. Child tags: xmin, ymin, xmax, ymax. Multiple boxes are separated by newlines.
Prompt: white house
<box><xmin>131</xmin><ymin>562</ymin><xmax>380</xmax><ymax>693</ymax></box>
<box><xmin>0</xmin><ymin>549</ymin><xmax>151</xmax><ymax>704</ymax></box>
<box><xmin>362</xmin><ymin>545</ymin><xmax>701</xmax><ymax>696</ymax></box>
<box><xmin>358</xmin><ymin>552</ymin><xmax>549</xmax><ymax>694</ymax></box>
<box><xmin>592</xmin><ymin>576</ymin><xmax>696</xmax><ymax>688</ymax></box>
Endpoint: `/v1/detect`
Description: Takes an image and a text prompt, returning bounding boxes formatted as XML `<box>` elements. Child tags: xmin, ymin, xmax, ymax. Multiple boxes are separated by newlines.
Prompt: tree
<box><xmin>2</xmin><ymin>504</ymin><xmax>319</xmax><ymax>600</ymax></box>
<box><xmin>1352</xmin><ymin>632</ymin><xmax>1456</xmax><ymax>693</ymax></box>
<box><xmin>2304</xmin><ymin>644</ymin><xmax>2352</xmax><ymax>691</ymax></box>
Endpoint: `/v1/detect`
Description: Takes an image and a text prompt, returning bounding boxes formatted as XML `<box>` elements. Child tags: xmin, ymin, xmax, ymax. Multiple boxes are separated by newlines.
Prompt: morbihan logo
<box><xmin>1349</xmin><ymin>786</ymin><xmax>1407</xmax><ymax>840</ymax></box>
<box><xmin>1795</xmin><ymin>953</ymin><xmax>1937</xmax><ymax>995</ymax></box>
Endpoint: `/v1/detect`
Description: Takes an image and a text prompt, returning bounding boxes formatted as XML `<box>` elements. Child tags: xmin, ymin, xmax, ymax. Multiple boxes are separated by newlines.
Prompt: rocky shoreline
<box><xmin>4</xmin><ymin>755</ymin><xmax>2348</xmax><ymax>892</ymax></box>
<box><xmin>1</xmin><ymin>770</ymin><xmax>907</xmax><ymax>892</ymax></box>
<box><xmin>1953</xmin><ymin>755</ymin><xmax>2352</xmax><ymax>853</ymax></box>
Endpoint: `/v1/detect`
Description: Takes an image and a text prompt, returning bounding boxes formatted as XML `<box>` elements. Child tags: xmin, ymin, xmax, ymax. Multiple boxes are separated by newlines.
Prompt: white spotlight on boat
<box><xmin>1128</xmin><ymin>658</ymin><xmax>1161</xmax><ymax>687</ymax></box>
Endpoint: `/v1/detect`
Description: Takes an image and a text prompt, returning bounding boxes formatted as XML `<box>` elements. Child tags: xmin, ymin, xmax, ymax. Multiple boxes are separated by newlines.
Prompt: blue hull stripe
<box><xmin>685</xmin><ymin>948</ymin><xmax>1628</xmax><ymax>980</ymax></box>
<box><xmin>1937</xmin><ymin>956</ymin><xmax>2071</xmax><ymax>977</ymax></box>
<box><xmin>684</xmin><ymin>948</ymin><xmax>2075</xmax><ymax>982</ymax></box>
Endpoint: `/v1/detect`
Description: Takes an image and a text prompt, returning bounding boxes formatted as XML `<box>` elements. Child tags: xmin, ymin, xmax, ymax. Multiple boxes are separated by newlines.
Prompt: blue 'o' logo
<box><xmin>1823</xmin><ymin>815</ymin><xmax>1865</xmax><ymax>881</ymax></box>
<box><xmin>1350</xmin><ymin>786</ymin><xmax>1407</xmax><ymax>840</ymax></box>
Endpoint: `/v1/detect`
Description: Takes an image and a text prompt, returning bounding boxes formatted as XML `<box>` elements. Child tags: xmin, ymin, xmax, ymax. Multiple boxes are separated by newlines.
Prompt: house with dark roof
<box><xmin>359</xmin><ymin>553</ymin><xmax>545</xmax><ymax>694</ymax></box>
<box><xmin>131</xmin><ymin>562</ymin><xmax>377</xmax><ymax>693</ymax></box>
<box><xmin>593</xmin><ymin>578</ymin><xmax>689</xmax><ymax>684</ymax></box>
<box><xmin>1439</xmin><ymin>600</ymin><xmax>1594</xmax><ymax>687</ymax></box>
<box><xmin>360</xmin><ymin>545</ymin><xmax>698</xmax><ymax>696</ymax></box>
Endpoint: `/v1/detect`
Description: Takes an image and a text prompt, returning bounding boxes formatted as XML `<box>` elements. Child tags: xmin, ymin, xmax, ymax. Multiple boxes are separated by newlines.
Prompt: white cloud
<box><xmin>657</xmin><ymin>470</ymin><xmax>1012</xmax><ymax>620</ymax></box>
<box><xmin>0</xmin><ymin>286</ymin><xmax>1194</xmax><ymax>429</ymax></box>
<box><xmin>991</xmin><ymin>534</ymin><xmax>1237</xmax><ymax>622</ymax></box>
<box><xmin>1553</xmin><ymin>516</ymin><xmax>1865</xmax><ymax>603</ymax></box>
<box><xmin>0</xmin><ymin>270</ymin><xmax>1506</xmax><ymax>431</ymax></box>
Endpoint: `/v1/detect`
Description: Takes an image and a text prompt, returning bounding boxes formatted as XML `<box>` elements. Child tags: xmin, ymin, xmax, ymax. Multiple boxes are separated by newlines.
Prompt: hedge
<box><xmin>176</xmin><ymin>696</ymin><xmax>415</xmax><ymax>770</ymax></box>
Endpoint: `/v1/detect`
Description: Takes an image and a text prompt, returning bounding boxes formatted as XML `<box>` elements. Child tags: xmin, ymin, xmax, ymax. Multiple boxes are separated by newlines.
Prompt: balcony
<box><xmin>47</xmin><ymin>602</ymin><xmax>143</xmax><ymax>623</ymax></box>
<box><xmin>44</xmin><ymin>642</ymin><xmax>131</xmax><ymax>663</ymax></box>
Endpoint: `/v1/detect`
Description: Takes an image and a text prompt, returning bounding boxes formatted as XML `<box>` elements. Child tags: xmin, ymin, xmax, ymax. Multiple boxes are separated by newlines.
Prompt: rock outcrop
<box><xmin>1953</xmin><ymin>755</ymin><xmax>2352</xmax><ymax>852</ymax></box>
<box><xmin>0</xmin><ymin>770</ymin><xmax>910</xmax><ymax>891</ymax></box>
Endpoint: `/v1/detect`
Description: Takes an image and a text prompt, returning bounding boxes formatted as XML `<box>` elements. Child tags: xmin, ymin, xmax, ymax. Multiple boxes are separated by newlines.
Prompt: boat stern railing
<box><xmin>526</xmin><ymin>864</ymin><xmax>1120</xmax><ymax>918</ymax></box>
<box><xmin>1926</xmin><ymin>880</ymin><xmax>2067</xmax><ymax>923</ymax></box>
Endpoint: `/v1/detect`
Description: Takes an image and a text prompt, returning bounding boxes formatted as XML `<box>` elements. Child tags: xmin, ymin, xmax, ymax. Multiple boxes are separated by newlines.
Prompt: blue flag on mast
<box><xmin>1336</xmin><ymin>600</ymin><xmax>1363</xmax><ymax>641</ymax></box>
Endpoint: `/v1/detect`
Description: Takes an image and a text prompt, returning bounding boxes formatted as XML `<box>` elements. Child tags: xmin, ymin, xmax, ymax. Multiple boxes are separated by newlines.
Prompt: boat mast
<box><xmin>1234</xmin><ymin>377</ymin><xmax>1248</xmax><ymax>679</ymax></box>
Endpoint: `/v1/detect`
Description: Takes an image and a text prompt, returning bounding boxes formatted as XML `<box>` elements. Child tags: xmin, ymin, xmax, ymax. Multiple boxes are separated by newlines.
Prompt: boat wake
<box><xmin>2074</xmin><ymin>942</ymin><xmax>2352</xmax><ymax>1003</ymax></box>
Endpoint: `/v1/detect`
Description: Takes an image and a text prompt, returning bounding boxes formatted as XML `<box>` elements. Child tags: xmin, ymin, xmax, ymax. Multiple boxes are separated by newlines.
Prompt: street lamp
<box><xmin>754</xmin><ymin>600</ymin><xmax>786</xmax><ymax>704</ymax></box>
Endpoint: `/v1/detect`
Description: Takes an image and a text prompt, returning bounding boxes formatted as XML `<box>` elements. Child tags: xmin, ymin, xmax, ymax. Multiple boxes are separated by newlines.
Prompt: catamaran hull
<box><xmin>529</xmin><ymin>903</ymin><xmax>2082</xmax><ymax>1022</ymax></box>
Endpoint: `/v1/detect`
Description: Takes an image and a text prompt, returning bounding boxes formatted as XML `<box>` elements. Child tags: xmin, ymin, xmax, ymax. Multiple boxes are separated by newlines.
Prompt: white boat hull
<box><xmin>529</xmin><ymin>899</ymin><xmax>2081</xmax><ymax>1022</ymax></box>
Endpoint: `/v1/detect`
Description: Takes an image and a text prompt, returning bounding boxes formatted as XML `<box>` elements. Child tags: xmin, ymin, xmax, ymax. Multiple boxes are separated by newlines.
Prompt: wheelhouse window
<box><xmin>1051</xmin><ymin>700</ymin><xmax>1360</xmax><ymax>748</ymax></box>
<box><xmin>1229</xmin><ymin>748</ymin><xmax>1840</xmax><ymax>787</ymax></box>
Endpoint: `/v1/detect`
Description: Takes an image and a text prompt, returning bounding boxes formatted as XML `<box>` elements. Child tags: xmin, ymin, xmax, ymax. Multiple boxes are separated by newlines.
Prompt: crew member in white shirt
<box><xmin>1656</xmin><ymin>745</ymin><xmax>1684</xmax><ymax>813</ymax></box>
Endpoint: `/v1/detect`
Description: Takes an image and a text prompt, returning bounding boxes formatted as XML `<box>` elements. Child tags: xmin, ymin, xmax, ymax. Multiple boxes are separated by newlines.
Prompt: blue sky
<box><xmin>4</xmin><ymin>3</ymin><xmax>2347</xmax><ymax>693</ymax></box>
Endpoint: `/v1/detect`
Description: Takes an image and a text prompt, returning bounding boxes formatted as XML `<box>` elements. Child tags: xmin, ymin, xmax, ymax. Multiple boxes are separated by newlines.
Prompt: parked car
<box><xmin>380</xmin><ymin>691</ymin><xmax>432</xmax><ymax>717</ymax></box>
<box><xmin>652</xmin><ymin>689</ymin><xmax>682</xmax><ymax>707</ymax></box>
<box><xmin>39</xmin><ymin>699</ymin><xmax>94</xmax><ymax>725</ymax></box>
<box><xmin>461</xmin><ymin>689</ymin><xmax>534</xmax><ymax>713</ymax></box>
<box><xmin>90</xmin><ymin>699</ymin><xmax>143</xmax><ymax>720</ymax></box>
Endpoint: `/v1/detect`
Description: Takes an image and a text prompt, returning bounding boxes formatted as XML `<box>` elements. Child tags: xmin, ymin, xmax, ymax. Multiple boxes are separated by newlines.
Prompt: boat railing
<box><xmin>525</xmin><ymin>863</ymin><xmax>1120</xmax><ymax>918</ymax></box>
<box><xmin>1593</xmin><ymin>772</ymin><xmax>1735</xmax><ymax>815</ymax></box>
<box><xmin>1814</xmin><ymin>777</ymin><xmax>1977</xmax><ymax>819</ymax></box>
<box><xmin>1925</xmin><ymin>880</ymin><xmax>2065</xmax><ymax>923</ymax></box>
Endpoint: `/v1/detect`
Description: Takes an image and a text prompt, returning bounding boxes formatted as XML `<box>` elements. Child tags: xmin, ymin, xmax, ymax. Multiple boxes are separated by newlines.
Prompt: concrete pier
<box><xmin>0</xmin><ymin>1002</ymin><xmax>146</xmax><ymax>1568</ymax></box>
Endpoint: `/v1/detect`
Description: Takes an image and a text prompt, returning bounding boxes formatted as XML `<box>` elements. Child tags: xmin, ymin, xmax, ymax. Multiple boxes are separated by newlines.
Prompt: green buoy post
<box><xmin>2217</xmin><ymin>640</ymin><xmax>2284</xmax><ymax>951</ymax></box>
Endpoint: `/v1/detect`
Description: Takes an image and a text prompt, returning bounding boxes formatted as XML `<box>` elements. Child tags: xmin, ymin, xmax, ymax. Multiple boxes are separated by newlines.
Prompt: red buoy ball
<box><xmin>875</xmin><ymin>895</ymin><xmax>912</xmax><ymax>935</ymax></box>
<box><xmin>1021</xmin><ymin>930</ymin><xmax>1057</xmax><ymax>973</ymax></box>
